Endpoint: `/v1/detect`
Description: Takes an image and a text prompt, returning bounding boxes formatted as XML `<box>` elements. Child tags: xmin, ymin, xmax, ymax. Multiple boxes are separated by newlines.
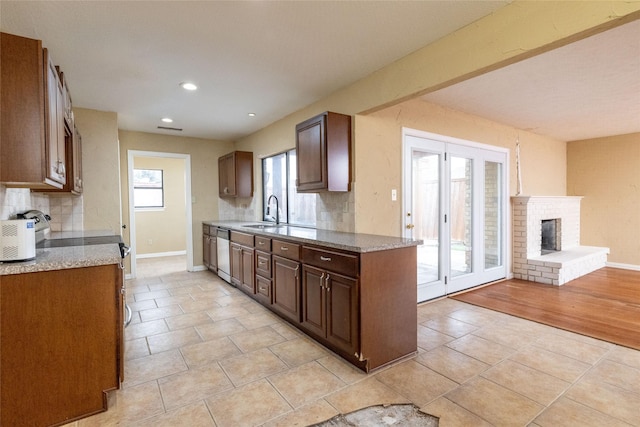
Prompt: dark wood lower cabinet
<box><xmin>272</xmin><ymin>255</ymin><xmax>301</xmax><ymax>323</ymax></box>
<box><xmin>301</xmin><ymin>264</ymin><xmax>359</xmax><ymax>357</ymax></box>
<box><xmin>231</xmin><ymin>242</ymin><xmax>254</xmax><ymax>294</ymax></box>
<box><xmin>214</xmin><ymin>226</ymin><xmax>417</xmax><ymax>373</ymax></box>
<box><xmin>0</xmin><ymin>264</ymin><xmax>122</xmax><ymax>426</ymax></box>
<box><xmin>202</xmin><ymin>225</ymin><xmax>217</xmax><ymax>272</ymax></box>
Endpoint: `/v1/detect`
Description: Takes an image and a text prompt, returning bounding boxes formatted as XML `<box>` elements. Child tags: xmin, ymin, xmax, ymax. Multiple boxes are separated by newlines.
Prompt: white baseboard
<box><xmin>136</xmin><ymin>250</ymin><xmax>187</xmax><ymax>259</ymax></box>
<box><xmin>192</xmin><ymin>265</ymin><xmax>207</xmax><ymax>272</ymax></box>
<box><xmin>606</xmin><ymin>262</ymin><xmax>640</xmax><ymax>271</ymax></box>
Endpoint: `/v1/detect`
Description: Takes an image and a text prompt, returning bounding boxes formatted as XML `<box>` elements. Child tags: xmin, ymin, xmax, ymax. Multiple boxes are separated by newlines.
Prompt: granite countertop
<box><xmin>203</xmin><ymin>220</ymin><xmax>422</xmax><ymax>253</ymax></box>
<box><xmin>0</xmin><ymin>231</ymin><xmax>123</xmax><ymax>276</ymax></box>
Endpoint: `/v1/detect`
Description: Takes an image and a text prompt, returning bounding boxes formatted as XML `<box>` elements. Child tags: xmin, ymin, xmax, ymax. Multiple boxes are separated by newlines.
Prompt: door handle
<box><xmin>406</xmin><ymin>224</ymin><xmax>415</xmax><ymax>229</ymax></box>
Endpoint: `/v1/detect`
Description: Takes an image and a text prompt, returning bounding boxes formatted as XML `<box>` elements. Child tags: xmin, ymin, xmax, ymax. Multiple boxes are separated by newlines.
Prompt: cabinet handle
<box><xmin>319</xmin><ymin>272</ymin><xmax>325</xmax><ymax>287</ymax></box>
<box><xmin>258</xmin><ymin>241</ymin><xmax>264</xmax><ymax>245</ymax></box>
<box><xmin>325</xmin><ymin>274</ymin><xmax>331</xmax><ymax>290</ymax></box>
<box><xmin>258</xmin><ymin>261</ymin><xmax>266</xmax><ymax>266</ymax></box>
<box><xmin>280</xmin><ymin>246</ymin><xmax>288</xmax><ymax>251</ymax></box>
<box><xmin>320</xmin><ymin>256</ymin><xmax>331</xmax><ymax>262</ymax></box>
<box><xmin>294</xmin><ymin>265</ymin><xmax>299</xmax><ymax>278</ymax></box>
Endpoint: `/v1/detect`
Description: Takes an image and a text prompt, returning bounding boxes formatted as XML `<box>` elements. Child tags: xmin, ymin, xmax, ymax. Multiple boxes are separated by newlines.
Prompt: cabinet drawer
<box><xmin>255</xmin><ymin>250</ymin><xmax>272</xmax><ymax>278</ymax></box>
<box><xmin>231</xmin><ymin>231</ymin><xmax>254</xmax><ymax>247</ymax></box>
<box><xmin>302</xmin><ymin>246</ymin><xmax>359</xmax><ymax>277</ymax></box>
<box><xmin>255</xmin><ymin>236</ymin><xmax>271</xmax><ymax>251</ymax></box>
<box><xmin>272</xmin><ymin>239</ymin><xmax>300</xmax><ymax>261</ymax></box>
<box><xmin>255</xmin><ymin>275</ymin><xmax>272</xmax><ymax>304</ymax></box>
<box><xmin>203</xmin><ymin>224</ymin><xmax>210</xmax><ymax>235</ymax></box>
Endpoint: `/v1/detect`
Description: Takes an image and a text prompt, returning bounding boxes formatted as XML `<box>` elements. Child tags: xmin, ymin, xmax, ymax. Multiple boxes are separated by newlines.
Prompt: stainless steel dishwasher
<box><xmin>216</xmin><ymin>227</ymin><xmax>231</xmax><ymax>283</ymax></box>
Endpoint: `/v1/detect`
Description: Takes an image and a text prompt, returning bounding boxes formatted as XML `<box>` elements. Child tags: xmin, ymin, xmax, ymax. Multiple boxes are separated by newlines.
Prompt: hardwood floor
<box><xmin>451</xmin><ymin>267</ymin><xmax>640</xmax><ymax>350</ymax></box>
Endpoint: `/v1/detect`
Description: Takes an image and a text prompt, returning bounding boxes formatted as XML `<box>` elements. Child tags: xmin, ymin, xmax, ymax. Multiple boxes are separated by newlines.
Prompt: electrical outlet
<box><xmin>148</xmin><ymin>239</ymin><xmax>153</xmax><ymax>245</ymax></box>
<box><xmin>391</xmin><ymin>189</ymin><xmax>397</xmax><ymax>201</ymax></box>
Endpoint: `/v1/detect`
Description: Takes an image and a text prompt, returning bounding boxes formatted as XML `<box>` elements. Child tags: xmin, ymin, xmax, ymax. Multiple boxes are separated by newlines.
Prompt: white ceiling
<box><xmin>1</xmin><ymin>2</ymin><xmax>638</xmax><ymax>143</ymax></box>
<box><xmin>422</xmin><ymin>19</ymin><xmax>640</xmax><ymax>142</ymax></box>
<box><xmin>0</xmin><ymin>0</ymin><xmax>508</xmax><ymax>141</ymax></box>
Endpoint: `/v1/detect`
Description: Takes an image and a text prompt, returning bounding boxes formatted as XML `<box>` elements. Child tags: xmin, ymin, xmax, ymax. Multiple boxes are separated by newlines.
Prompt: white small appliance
<box><xmin>0</xmin><ymin>219</ymin><xmax>36</xmax><ymax>262</ymax></box>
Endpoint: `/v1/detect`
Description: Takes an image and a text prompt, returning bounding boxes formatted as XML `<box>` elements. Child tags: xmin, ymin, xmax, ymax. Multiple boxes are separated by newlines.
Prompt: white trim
<box><xmin>402</xmin><ymin>127</ymin><xmax>510</xmax><ymax>301</ymax></box>
<box><xmin>192</xmin><ymin>265</ymin><xmax>208</xmax><ymax>272</ymax></box>
<box><xmin>606</xmin><ymin>262</ymin><xmax>640</xmax><ymax>271</ymax></box>
<box><xmin>136</xmin><ymin>250</ymin><xmax>187</xmax><ymax>259</ymax></box>
<box><xmin>127</xmin><ymin>150</ymin><xmax>194</xmax><ymax>279</ymax></box>
<box><xmin>402</xmin><ymin>128</ymin><xmax>510</xmax><ymax>155</ymax></box>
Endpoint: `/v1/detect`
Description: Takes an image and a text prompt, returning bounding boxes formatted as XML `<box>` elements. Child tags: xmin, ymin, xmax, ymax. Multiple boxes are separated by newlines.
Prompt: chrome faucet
<box><xmin>266</xmin><ymin>194</ymin><xmax>279</xmax><ymax>224</ymax></box>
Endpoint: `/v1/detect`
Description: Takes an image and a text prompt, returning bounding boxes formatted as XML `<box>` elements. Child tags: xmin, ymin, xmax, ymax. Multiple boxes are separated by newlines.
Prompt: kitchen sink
<box><xmin>242</xmin><ymin>223</ymin><xmax>285</xmax><ymax>229</ymax></box>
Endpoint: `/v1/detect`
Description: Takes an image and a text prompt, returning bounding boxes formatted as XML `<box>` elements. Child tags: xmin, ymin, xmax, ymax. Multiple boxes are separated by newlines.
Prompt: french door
<box><xmin>403</xmin><ymin>130</ymin><xmax>508</xmax><ymax>302</ymax></box>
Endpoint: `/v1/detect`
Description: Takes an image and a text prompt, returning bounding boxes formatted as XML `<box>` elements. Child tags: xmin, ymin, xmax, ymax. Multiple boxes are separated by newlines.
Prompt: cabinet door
<box><xmin>296</xmin><ymin>114</ymin><xmax>326</xmax><ymax>191</ymax></box>
<box><xmin>326</xmin><ymin>272</ymin><xmax>359</xmax><ymax>355</ymax></box>
<box><xmin>203</xmin><ymin>234</ymin><xmax>211</xmax><ymax>269</ymax></box>
<box><xmin>240</xmin><ymin>247</ymin><xmax>255</xmax><ymax>294</ymax></box>
<box><xmin>44</xmin><ymin>51</ymin><xmax>66</xmax><ymax>186</ymax></box>
<box><xmin>230</xmin><ymin>242</ymin><xmax>243</xmax><ymax>287</ymax></box>
<box><xmin>272</xmin><ymin>255</ymin><xmax>301</xmax><ymax>323</ymax></box>
<box><xmin>72</xmin><ymin>126</ymin><xmax>83</xmax><ymax>193</ymax></box>
<box><xmin>218</xmin><ymin>153</ymin><xmax>235</xmax><ymax>197</ymax></box>
<box><xmin>301</xmin><ymin>264</ymin><xmax>326</xmax><ymax>338</ymax></box>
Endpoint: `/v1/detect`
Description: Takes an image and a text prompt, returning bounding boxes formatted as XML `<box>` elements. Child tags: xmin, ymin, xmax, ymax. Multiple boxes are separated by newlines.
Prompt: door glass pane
<box><xmin>413</xmin><ymin>150</ymin><xmax>440</xmax><ymax>284</ymax></box>
<box><xmin>451</xmin><ymin>156</ymin><xmax>472</xmax><ymax>277</ymax></box>
<box><xmin>484</xmin><ymin>161</ymin><xmax>503</xmax><ymax>269</ymax></box>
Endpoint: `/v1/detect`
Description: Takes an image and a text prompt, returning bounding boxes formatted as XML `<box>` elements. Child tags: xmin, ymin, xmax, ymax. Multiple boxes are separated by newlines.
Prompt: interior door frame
<box><xmin>402</xmin><ymin>127</ymin><xmax>511</xmax><ymax>300</ymax></box>
<box><xmin>127</xmin><ymin>150</ymin><xmax>193</xmax><ymax>279</ymax></box>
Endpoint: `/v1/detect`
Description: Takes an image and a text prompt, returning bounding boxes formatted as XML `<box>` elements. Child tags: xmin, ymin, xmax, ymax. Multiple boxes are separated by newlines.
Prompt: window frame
<box><xmin>133</xmin><ymin>168</ymin><xmax>165</xmax><ymax>209</ymax></box>
<box><xmin>262</xmin><ymin>149</ymin><xmax>316</xmax><ymax>227</ymax></box>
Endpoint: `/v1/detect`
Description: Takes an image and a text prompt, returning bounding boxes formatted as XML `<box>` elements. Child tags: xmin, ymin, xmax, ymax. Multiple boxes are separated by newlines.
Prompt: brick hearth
<box><xmin>512</xmin><ymin>196</ymin><xmax>609</xmax><ymax>285</ymax></box>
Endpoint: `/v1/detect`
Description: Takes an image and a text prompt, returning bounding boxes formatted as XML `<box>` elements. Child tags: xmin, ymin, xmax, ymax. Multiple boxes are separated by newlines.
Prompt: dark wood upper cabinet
<box><xmin>0</xmin><ymin>32</ymin><xmax>66</xmax><ymax>189</ymax></box>
<box><xmin>218</xmin><ymin>151</ymin><xmax>253</xmax><ymax>198</ymax></box>
<box><xmin>295</xmin><ymin>111</ymin><xmax>351</xmax><ymax>192</ymax></box>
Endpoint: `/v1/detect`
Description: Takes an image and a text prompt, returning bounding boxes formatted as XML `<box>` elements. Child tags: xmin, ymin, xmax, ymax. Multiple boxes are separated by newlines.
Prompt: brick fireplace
<box><xmin>512</xmin><ymin>196</ymin><xmax>609</xmax><ymax>285</ymax></box>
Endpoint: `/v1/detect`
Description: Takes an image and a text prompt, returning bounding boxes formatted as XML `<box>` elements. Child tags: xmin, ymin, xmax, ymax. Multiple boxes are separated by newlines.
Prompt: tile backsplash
<box><xmin>0</xmin><ymin>184</ymin><xmax>83</xmax><ymax>231</ymax></box>
<box><xmin>218</xmin><ymin>185</ymin><xmax>356</xmax><ymax>232</ymax></box>
<box><xmin>0</xmin><ymin>186</ymin><xmax>49</xmax><ymax>220</ymax></box>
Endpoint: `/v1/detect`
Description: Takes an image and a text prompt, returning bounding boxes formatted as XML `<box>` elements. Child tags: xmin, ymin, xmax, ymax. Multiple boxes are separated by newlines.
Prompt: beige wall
<box><xmin>353</xmin><ymin>98</ymin><xmax>566</xmax><ymax>236</ymax></box>
<box><xmin>233</xmin><ymin>2</ymin><xmax>636</xmax><ymax>236</ymax></box>
<box><xmin>567</xmin><ymin>133</ymin><xmax>640</xmax><ymax>266</ymax></box>
<box><xmin>74</xmin><ymin>108</ymin><xmax>121</xmax><ymax>233</ymax></box>
<box><xmin>133</xmin><ymin>156</ymin><xmax>186</xmax><ymax>255</ymax></box>
<box><xmin>118</xmin><ymin>130</ymin><xmax>233</xmax><ymax>268</ymax></box>
<box><xmin>235</xmin><ymin>2</ymin><xmax>639</xmax><ymax>158</ymax></box>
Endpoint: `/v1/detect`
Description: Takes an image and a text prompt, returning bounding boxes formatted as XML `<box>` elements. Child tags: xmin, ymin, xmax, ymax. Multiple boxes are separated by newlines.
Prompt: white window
<box><xmin>133</xmin><ymin>169</ymin><xmax>164</xmax><ymax>208</ymax></box>
<box><xmin>262</xmin><ymin>149</ymin><xmax>316</xmax><ymax>227</ymax></box>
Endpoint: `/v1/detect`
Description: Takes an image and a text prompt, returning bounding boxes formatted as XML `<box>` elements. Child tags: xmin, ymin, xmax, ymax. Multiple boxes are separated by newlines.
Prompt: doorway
<box><xmin>127</xmin><ymin>150</ymin><xmax>193</xmax><ymax>279</ymax></box>
<box><xmin>403</xmin><ymin>129</ymin><xmax>508</xmax><ymax>302</ymax></box>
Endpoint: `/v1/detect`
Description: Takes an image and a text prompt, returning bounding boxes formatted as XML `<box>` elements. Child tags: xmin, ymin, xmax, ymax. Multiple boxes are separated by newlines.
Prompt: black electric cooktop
<box><xmin>36</xmin><ymin>235</ymin><xmax>124</xmax><ymax>249</ymax></box>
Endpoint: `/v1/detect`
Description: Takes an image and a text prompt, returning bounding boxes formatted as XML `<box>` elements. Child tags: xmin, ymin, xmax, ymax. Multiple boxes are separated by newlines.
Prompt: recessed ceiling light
<box><xmin>248</xmin><ymin>113</ymin><xmax>256</xmax><ymax>117</ymax></box>
<box><xmin>180</xmin><ymin>82</ymin><xmax>198</xmax><ymax>91</ymax></box>
<box><xmin>161</xmin><ymin>117</ymin><xmax>173</xmax><ymax>123</ymax></box>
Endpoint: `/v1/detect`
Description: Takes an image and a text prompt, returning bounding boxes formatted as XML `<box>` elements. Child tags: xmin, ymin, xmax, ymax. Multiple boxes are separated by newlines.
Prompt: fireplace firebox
<box><xmin>541</xmin><ymin>219</ymin><xmax>560</xmax><ymax>254</ymax></box>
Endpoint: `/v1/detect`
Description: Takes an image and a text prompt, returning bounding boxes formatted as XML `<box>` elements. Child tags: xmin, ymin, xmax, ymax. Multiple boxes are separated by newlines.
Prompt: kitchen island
<box><xmin>0</xmin><ymin>232</ymin><xmax>125</xmax><ymax>427</ymax></box>
<box><xmin>204</xmin><ymin>221</ymin><xmax>421</xmax><ymax>373</ymax></box>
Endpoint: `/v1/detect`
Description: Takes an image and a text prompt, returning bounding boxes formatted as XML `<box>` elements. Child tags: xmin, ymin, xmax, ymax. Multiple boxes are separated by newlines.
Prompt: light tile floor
<box><xmin>64</xmin><ymin>256</ymin><xmax>640</xmax><ymax>426</ymax></box>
